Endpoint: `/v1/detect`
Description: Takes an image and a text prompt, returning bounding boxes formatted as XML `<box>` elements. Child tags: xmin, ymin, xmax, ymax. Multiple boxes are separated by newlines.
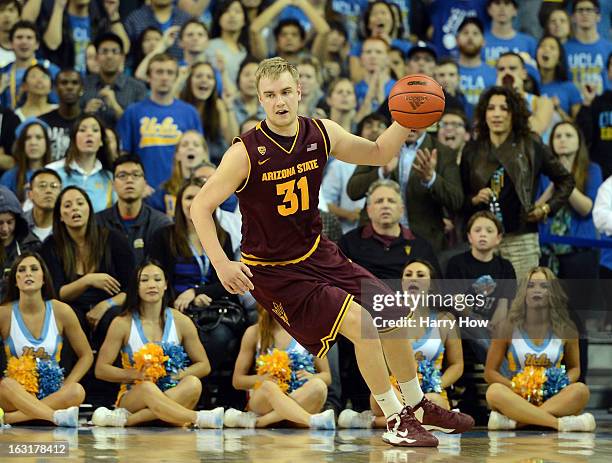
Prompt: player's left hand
<box><xmin>413</xmin><ymin>148</ymin><xmax>437</xmax><ymax>183</ymax></box>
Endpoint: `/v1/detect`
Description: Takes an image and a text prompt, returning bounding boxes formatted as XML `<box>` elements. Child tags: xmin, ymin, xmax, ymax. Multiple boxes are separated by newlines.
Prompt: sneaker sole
<box><xmin>382</xmin><ymin>431</ymin><xmax>438</xmax><ymax>447</ymax></box>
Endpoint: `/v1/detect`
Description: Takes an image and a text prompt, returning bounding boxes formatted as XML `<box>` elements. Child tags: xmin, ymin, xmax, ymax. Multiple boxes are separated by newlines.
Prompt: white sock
<box><xmin>398</xmin><ymin>377</ymin><xmax>424</xmax><ymax>407</ymax></box>
<box><xmin>373</xmin><ymin>388</ymin><xmax>403</xmax><ymax>418</ymax></box>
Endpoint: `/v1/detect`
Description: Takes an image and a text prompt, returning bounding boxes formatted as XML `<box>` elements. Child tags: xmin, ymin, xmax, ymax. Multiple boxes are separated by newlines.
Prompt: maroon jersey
<box><xmin>235</xmin><ymin>117</ymin><xmax>330</xmax><ymax>265</ymax></box>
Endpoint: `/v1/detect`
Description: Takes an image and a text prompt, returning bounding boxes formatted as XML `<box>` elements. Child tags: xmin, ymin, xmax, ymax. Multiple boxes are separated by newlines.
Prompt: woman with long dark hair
<box><xmin>0</xmin><ymin>119</ymin><xmax>52</xmax><ymax>202</ymax></box>
<box><xmin>0</xmin><ymin>251</ymin><xmax>92</xmax><ymax>426</ymax></box>
<box><xmin>14</xmin><ymin>65</ymin><xmax>57</xmax><ymax>121</ymax></box>
<box><xmin>536</xmin><ymin>121</ymin><xmax>602</xmax><ymax>277</ymax></box>
<box><xmin>484</xmin><ymin>267</ymin><xmax>593</xmax><ymax>432</ymax></box>
<box><xmin>47</xmin><ymin>115</ymin><xmax>115</xmax><ymax>212</ymax></box>
<box><xmin>180</xmin><ymin>62</ymin><xmax>238</xmax><ymax>164</ymax></box>
<box><xmin>148</xmin><ymin>179</ymin><xmax>241</xmax><ymax>372</ymax></box>
<box><xmin>461</xmin><ymin>86</ymin><xmax>574</xmax><ymax>279</ymax></box>
<box><xmin>536</xmin><ymin>35</ymin><xmax>583</xmax><ymax>119</ymax></box>
<box><xmin>39</xmin><ymin>186</ymin><xmax>133</xmax><ymax>336</ymax></box>
<box><xmin>93</xmin><ymin>259</ymin><xmax>222</xmax><ymax>427</ymax></box>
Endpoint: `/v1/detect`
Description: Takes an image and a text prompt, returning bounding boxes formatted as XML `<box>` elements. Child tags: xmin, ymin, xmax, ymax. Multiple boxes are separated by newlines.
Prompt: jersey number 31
<box><xmin>276</xmin><ymin>177</ymin><xmax>310</xmax><ymax>216</ymax></box>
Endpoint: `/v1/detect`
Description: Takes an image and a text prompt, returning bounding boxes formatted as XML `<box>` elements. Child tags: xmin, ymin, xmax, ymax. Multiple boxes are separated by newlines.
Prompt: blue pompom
<box><xmin>158</xmin><ymin>343</ymin><xmax>190</xmax><ymax>391</ymax></box>
<box><xmin>543</xmin><ymin>366</ymin><xmax>569</xmax><ymax>400</ymax></box>
<box><xmin>288</xmin><ymin>350</ymin><xmax>315</xmax><ymax>393</ymax></box>
<box><xmin>37</xmin><ymin>359</ymin><xmax>64</xmax><ymax>399</ymax></box>
<box><xmin>418</xmin><ymin>359</ymin><xmax>442</xmax><ymax>393</ymax></box>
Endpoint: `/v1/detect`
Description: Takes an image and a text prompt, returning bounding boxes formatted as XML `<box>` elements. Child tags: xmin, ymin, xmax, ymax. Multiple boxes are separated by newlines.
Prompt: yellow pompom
<box><xmin>133</xmin><ymin>343</ymin><xmax>169</xmax><ymax>383</ymax></box>
<box><xmin>6</xmin><ymin>355</ymin><xmax>39</xmax><ymax>396</ymax></box>
<box><xmin>511</xmin><ymin>366</ymin><xmax>547</xmax><ymax>405</ymax></box>
<box><xmin>255</xmin><ymin>348</ymin><xmax>291</xmax><ymax>394</ymax></box>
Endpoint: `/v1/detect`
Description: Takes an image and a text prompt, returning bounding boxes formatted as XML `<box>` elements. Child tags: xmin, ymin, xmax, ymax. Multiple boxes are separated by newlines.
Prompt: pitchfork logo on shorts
<box><xmin>272</xmin><ymin>302</ymin><xmax>290</xmax><ymax>326</ymax></box>
<box><xmin>407</xmin><ymin>96</ymin><xmax>428</xmax><ymax>110</ymax></box>
<box><xmin>258</xmin><ymin>146</ymin><xmax>266</xmax><ymax>155</ymax></box>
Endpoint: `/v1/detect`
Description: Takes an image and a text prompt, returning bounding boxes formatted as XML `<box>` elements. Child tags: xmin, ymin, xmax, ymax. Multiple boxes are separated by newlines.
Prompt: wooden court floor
<box><xmin>1</xmin><ymin>424</ymin><xmax>611</xmax><ymax>463</ymax></box>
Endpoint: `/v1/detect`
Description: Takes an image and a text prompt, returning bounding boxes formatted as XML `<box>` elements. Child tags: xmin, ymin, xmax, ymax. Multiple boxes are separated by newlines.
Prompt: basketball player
<box><xmin>191</xmin><ymin>57</ymin><xmax>474</xmax><ymax>446</ymax></box>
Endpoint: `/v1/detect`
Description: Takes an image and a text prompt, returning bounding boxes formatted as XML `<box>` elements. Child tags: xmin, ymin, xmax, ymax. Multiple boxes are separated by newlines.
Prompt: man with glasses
<box><xmin>436</xmin><ymin>109</ymin><xmax>471</xmax><ymax>162</ymax></box>
<box><xmin>566</xmin><ymin>0</ymin><xmax>612</xmax><ymax>96</ymax></box>
<box><xmin>347</xmin><ymin>125</ymin><xmax>464</xmax><ymax>253</ymax></box>
<box><xmin>96</xmin><ymin>154</ymin><xmax>171</xmax><ymax>265</ymax></box>
<box><xmin>82</xmin><ymin>32</ymin><xmax>147</xmax><ymax>127</ymax></box>
<box><xmin>23</xmin><ymin>168</ymin><xmax>62</xmax><ymax>243</ymax></box>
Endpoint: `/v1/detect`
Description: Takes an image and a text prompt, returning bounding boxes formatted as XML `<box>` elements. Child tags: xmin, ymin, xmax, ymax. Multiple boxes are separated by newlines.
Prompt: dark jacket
<box><xmin>460</xmin><ymin>133</ymin><xmax>574</xmax><ymax>234</ymax></box>
<box><xmin>39</xmin><ymin>230</ymin><xmax>134</xmax><ymax>319</ymax></box>
<box><xmin>338</xmin><ymin>224</ymin><xmax>441</xmax><ymax>283</ymax></box>
<box><xmin>147</xmin><ymin>225</ymin><xmax>233</xmax><ymax>301</ymax></box>
<box><xmin>346</xmin><ymin>133</ymin><xmax>463</xmax><ymax>252</ymax></box>
<box><xmin>96</xmin><ymin>203</ymin><xmax>172</xmax><ymax>266</ymax></box>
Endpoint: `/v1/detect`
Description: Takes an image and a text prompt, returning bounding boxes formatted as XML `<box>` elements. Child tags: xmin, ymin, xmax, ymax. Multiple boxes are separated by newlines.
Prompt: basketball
<box><xmin>388</xmin><ymin>74</ymin><xmax>445</xmax><ymax>129</ymax></box>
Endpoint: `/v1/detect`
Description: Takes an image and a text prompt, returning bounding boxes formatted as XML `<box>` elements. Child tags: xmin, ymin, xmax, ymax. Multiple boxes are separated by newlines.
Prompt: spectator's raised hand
<box><xmin>413</xmin><ymin>148</ymin><xmax>437</xmax><ymax>183</ymax></box>
<box><xmin>103</xmin><ymin>0</ymin><xmax>120</xmax><ymax>21</ymax></box>
<box><xmin>86</xmin><ymin>273</ymin><xmax>122</xmax><ymax>295</ymax></box>
<box><xmin>581</xmin><ymin>83</ymin><xmax>597</xmax><ymax>107</ymax></box>
<box><xmin>160</xmin><ymin>25</ymin><xmax>181</xmax><ymax>52</ymax></box>
<box><xmin>84</xmin><ymin>98</ymin><xmax>104</xmax><ymax>114</ymax></box>
<box><xmin>471</xmin><ymin>188</ymin><xmax>493</xmax><ymax>206</ymax></box>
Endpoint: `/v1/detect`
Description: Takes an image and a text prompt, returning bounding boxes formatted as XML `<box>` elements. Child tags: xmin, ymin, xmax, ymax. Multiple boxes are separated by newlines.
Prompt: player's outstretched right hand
<box><xmin>217</xmin><ymin>261</ymin><xmax>254</xmax><ymax>295</ymax></box>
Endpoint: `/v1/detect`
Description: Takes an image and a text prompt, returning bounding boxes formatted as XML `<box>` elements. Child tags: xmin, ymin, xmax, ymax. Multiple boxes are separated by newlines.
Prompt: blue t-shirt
<box><xmin>565</xmin><ymin>37</ymin><xmax>612</xmax><ymax>95</ymax></box>
<box><xmin>68</xmin><ymin>14</ymin><xmax>91</xmax><ymax>74</ymax></box>
<box><xmin>540</xmin><ymin>81</ymin><xmax>583</xmax><ymax>115</ymax></box>
<box><xmin>354</xmin><ymin>78</ymin><xmax>396</xmax><ymax>112</ymax></box>
<box><xmin>429</xmin><ymin>0</ymin><xmax>489</xmax><ymax>57</ymax></box>
<box><xmin>0</xmin><ymin>167</ymin><xmax>33</xmax><ymax>197</ymax></box>
<box><xmin>0</xmin><ymin>60</ymin><xmax>60</xmax><ymax>108</ymax></box>
<box><xmin>459</xmin><ymin>63</ymin><xmax>496</xmax><ymax>120</ymax></box>
<box><xmin>537</xmin><ymin>162</ymin><xmax>603</xmax><ymax>241</ymax></box>
<box><xmin>482</xmin><ymin>31</ymin><xmax>537</xmax><ymax>67</ymax></box>
<box><xmin>350</xmin><ymin>38</ymin><xmax>413</xmax><ymax>58</ymax></box>
<box><xmin>117</xmin><ymin>98</ymin><xmax>204</xmax><ymax>189</ymax></box>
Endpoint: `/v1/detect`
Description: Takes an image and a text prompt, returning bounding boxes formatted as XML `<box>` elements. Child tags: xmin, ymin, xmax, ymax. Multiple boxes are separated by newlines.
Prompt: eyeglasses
<box><xmin>34</xmin><ymin>181</ymin><xmax>61</xmax><ymax>191</ymax></box>
<box><xmin>98</xmin><ymin>48</ymin><xmax>122</xmax><ymax>56</ymax></box>
<box><xmin>438</xmin><ymin>121</ymin><xmax>465</xmax><ymax>129</ymax></box>
<box><xmin>115</xmin><ymin>172</ymin><xmax>144</xmax><ymax>181</ymax></box>
<box><xmin>575</xmin><ymin>7</ymin><xmax>598</xmax><ymax>14</ymax></box>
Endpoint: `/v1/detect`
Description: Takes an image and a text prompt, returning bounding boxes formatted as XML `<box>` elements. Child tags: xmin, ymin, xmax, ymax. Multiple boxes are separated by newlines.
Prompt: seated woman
<box><xmin>338</xmin><ymin>259</ymin><xmax>464</xmax><ymax>428</ymax></box>
<box><xmin>485</xmin><ymin>266</ymin><xmax>594</xmax><ymax>432</ymax></box>
<box><xmin>0</xmin><ymin>252</ymin><xmax>93</xmax><ymax>426</ymax></box>
<box><xmin>224</xmin><ymin>305</ymin><xmax>334</xmax><ymax>429</ymax></box>
<box><xmin>39</xmin><ymin>187</ymin><xmax>134</xmax><ymax>344</ymax></box>
<box><xmin>148</xmin><ymin>179</ymin><xmax>241</xmax><ymax>371</ymax></box>
<box><xmin>93</xmin><ymin>259</ymin><xmax>223</xmax><ymax>428</ymax></box>
<box><xmin>147</xmin><ymin>131</ymin><xmax>210</xmax><ymax>217</ymax></box>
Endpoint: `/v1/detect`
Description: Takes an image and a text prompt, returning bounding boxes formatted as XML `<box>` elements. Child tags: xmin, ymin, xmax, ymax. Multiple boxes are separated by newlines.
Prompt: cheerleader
<box><xmin>92</xmin><ymin>260</ymin><xmax>223</xmax><ymax>428</ymax></box>
<box><xmin>485</xmin><ymin>266</ymin><xmax>594</xmax><ymax>431</ymax></box>
<box><xmin>0</xmin><ymin>252</ymin><xmax>93</xmax><ymax>426</ymax></box>
<box><xmin>224</xmin><ymin>305</ymin><xmax>335</xmax><ymax>429</ymax></box>
<box><xmin>339</xmin><ymin>259</ymin><xmax>464</xmax><ymax>429</ymax></box>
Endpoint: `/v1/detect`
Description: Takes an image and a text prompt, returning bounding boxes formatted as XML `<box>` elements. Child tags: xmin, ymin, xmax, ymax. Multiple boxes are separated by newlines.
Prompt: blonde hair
<box><xmin>506</xmin><ymin>266</ymin><xmax>577</xmax><ymax>339</ymax></box>
<box><xmin>255</xmin><ymin>57</ymin><xmax>300</xmax><ymax>94</ymax></box>
<box><xmin>163</xmin><ymin>130</ymin><xmax>209</xmax><ymax>196</ymax></box>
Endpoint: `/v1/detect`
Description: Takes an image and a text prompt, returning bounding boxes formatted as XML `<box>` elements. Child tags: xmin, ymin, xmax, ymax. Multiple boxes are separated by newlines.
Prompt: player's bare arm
<box><xmin>190</xmin><ymin>142</ymin><xmax>254</xmax><ymax>295</ymax></box>
<box><xmin>321</xmin><ymin>118</ymin><xmax>414</xmax><ymax>166</ymax></box>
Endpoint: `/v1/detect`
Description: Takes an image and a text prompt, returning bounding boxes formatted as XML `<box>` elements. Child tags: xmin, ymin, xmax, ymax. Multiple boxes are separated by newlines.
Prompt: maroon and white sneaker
<box><xmin>382</xmin><ymin>407</ymin><xmax>438</xmax><ymax>447</ymax></box>
<box><xmin>412</xmin><ymin>397</ymin><xmax>474</xmax><ymax>434</ymax></box>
